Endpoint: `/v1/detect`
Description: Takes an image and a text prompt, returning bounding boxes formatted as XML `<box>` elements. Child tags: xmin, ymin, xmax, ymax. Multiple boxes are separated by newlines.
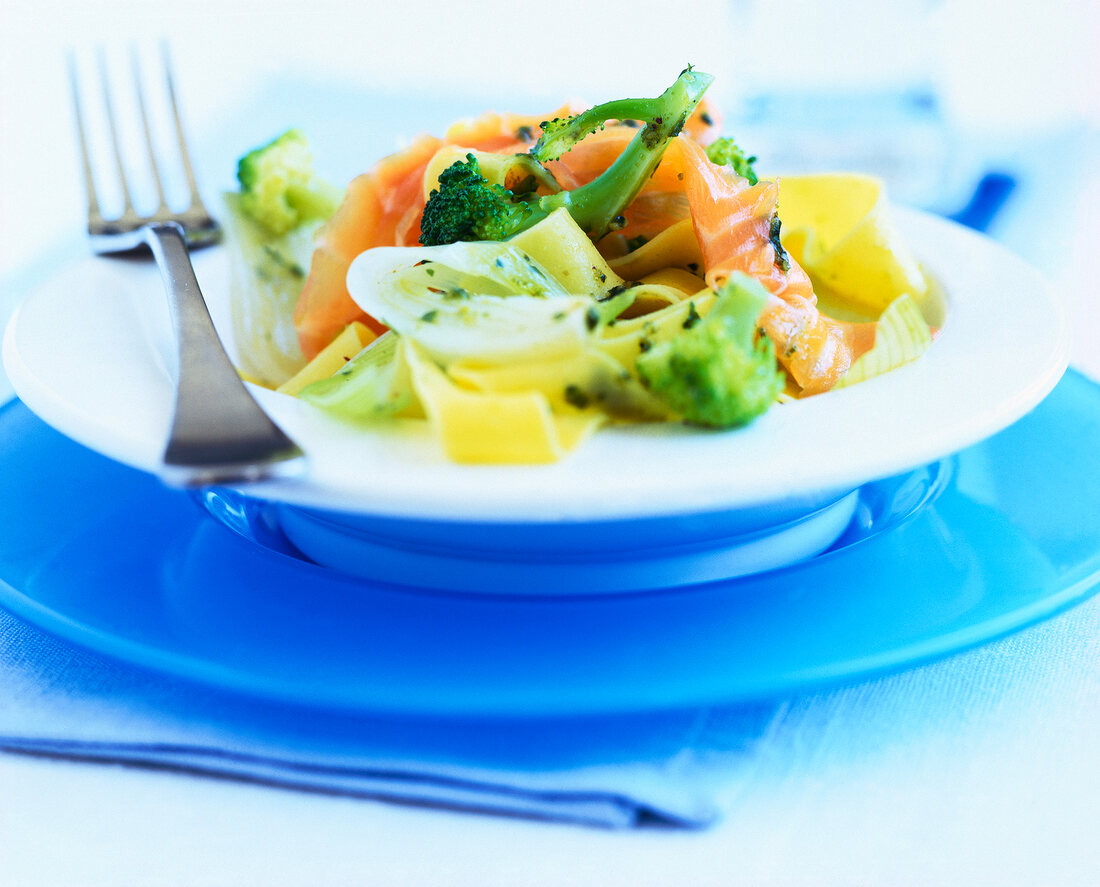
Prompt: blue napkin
<box><xmin>0</xmin><ymin>608</ymin><xmax>781</xmax><ymax>828</ymax></box>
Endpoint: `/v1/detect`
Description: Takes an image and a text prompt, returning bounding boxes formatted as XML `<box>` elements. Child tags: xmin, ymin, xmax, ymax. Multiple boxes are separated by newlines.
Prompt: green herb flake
<box><xmin>682</xmin><ymin>301</ymin><xmax>701</xmax><ymax>330</ymax></box>
<box><xmin>261</xmin><ymin>244</ymin><xmax>305</xmax><ymax>279</ymax></box>
<box><xmin>769</xmin><ymin>214</ymin><xmax>791</xmax><ymax>273</ymax></box>
<box><xmin>564</xmin><ymin>384</ymin><xmax>590</xmax><ymax>409</ymax></box>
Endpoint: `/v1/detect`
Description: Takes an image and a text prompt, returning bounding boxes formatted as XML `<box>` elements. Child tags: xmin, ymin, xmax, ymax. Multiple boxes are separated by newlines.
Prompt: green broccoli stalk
<box><xmin>237</xmin><ymin>129</ymin><xmax>341</xmax><ymax>234</ymax></box>
<box><xmin>419</xmin><ymin>68</ymin><xmax>714</xmax><ymax>246</ymax></box>
<box><xmin>634</xmin><ymin>273</ymin><xmax>784</xmax><ymax>427</ymax></box>
<box><xmin>531</xmin><ymin>67</ymin><xmax>712</xmax><ymax>162</ymax></box>
<box><xmin>705</xmin><ymin>137</ymin><xmax>759</xmax><ymax>185</ymax></box>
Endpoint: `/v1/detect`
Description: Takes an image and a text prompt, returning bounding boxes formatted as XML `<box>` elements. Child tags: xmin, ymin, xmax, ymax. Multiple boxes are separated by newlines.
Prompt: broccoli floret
<box><xmin>634</xmin><ymin>273</ymin><xmax>783</xmax><ymax>427</ymax></box>
<box><xmin>236</xmin><ymin>129</ymin><xmax>341</xmax><ymax>234</ymax></box>
<box><xmin>420</xmin><ymin>68</ymin><xmax>714</xmax><ymax>246</ymax></box>
<box><xmin>705</xmin><ymin>137</ymin><xmax>759</xmax><ymax>185</ymax></box>
<box><xmin>418</xmin><ymin>154</ymin><xmax>539</xmax><ymax>245</ymax></box>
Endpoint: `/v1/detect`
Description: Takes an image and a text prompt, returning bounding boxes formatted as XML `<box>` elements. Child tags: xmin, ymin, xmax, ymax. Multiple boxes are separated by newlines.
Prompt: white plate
<box><xmin>2</xmin><ymin>208</ymin><xmax>1069</xmax><ymax>523</ymax></box>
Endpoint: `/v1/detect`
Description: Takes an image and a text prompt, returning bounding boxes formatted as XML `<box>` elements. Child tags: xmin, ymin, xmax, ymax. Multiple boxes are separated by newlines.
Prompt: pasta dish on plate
<box><xmin>222</xmin><ymin>68</ymin><xmax>936</xmax><ymax>464</ymax></box>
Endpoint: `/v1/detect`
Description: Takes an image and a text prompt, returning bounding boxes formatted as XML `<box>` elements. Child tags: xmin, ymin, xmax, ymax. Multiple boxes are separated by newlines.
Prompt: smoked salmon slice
<box><xmin>294</xmin><ymin>134</ymin><xmax>441</xmax><ymax>358</ymax></box>
<box><xmin>295</xmin><ymin>106</ymin><xmax>577</xmax><ymax>359</ymax></box>
<box><xmin>674</xmin><ymin>136</ymin><xmax>875</xmax><ymax>394</ymax></box>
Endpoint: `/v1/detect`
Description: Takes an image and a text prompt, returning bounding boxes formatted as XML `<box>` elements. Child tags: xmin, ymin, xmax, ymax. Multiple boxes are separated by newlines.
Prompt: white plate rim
<box><xmin>2</xmin><ymin>206</ymin><xmax>1070</xmax><ymax>522</ymax></box>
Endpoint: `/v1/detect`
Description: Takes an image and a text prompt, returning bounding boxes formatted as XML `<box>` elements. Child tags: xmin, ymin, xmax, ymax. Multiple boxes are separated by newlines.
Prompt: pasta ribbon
<box><xmin>639</xmin><ymin>267</ymin><xmax>707</xmax><ymax>295</ymax></box>
<box><xmin>508</xmin><ymin>208</ymin><xmax>624</xmax><ymax>295</ymax></box>
<box><xmin>598</xmin><ymin>291</ymin><xmax>716</xmax><ymax>371</ymax></box>
<box><xmin>612</xmin><ymin>270</ymin><xmax>708</xmax><ymax>319</ymax></box>
<box><xmin>277</xmin><ymin>321</ymin><xmax>377</xmax><ymax>396</ymax></box>
<box><xmin>777</xmin><ymin>174</ymin><xmax>928</xmax><ymax>316</ymax></box>
<box><xmin>450</xmin><ymin>348</ymin><xmax>667</xmax><ymax>420</ymax></box>
<box><xmin>608</xmin><ymin>218</ymin><xmax>705</xmax><ymax>280</ymax></box>
<box><xmin>404</xmin><ymin>342</ymin><xmax>604</xmax><ymax>463</ymax></box>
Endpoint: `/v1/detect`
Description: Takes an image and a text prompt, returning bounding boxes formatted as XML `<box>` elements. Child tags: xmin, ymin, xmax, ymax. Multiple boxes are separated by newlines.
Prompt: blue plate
<box><xmin>1</xmin><ymin>370</ymin><xmax>1099</xmax><ymax>717</ymax></box>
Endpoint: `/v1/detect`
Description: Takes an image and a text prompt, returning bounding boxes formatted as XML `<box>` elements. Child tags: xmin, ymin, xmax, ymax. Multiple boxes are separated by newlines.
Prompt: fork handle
<box><xmin>143</xmin><ymin>223</ymin><xmax>305</xmax><ymax>487</ymax></box>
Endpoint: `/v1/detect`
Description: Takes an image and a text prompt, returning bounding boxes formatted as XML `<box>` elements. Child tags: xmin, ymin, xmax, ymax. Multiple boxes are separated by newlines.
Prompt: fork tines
<box><xmin>68</xmin><ymin>45</ymin><xmax>220</xmax><ymax>252</ymax></box>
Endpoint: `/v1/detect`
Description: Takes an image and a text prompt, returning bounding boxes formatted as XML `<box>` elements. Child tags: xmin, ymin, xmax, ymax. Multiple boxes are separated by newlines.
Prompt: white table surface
<box><xmin>2</xmin><ymin>2</ymin><xmax>1099</xmax><ymax>885</ymax></box>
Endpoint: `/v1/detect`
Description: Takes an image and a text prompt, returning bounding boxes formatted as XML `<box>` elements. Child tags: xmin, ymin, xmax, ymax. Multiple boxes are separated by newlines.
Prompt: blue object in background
<box><xmin>947</xmin><ymin>172</ymin><xmax>1017</xmax><ymax>233</ymax></box>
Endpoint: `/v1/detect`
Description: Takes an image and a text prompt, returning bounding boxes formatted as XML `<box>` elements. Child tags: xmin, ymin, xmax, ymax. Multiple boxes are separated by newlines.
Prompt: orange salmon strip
<box><xmin>675</xmin><ymin>137</ymin><xmax>875</xmax><ymax>394</ymax></box>
<box><xmin>294</xmin><ymin>106</ymin><xmax>576</xmax><ymax>359</ymax></box>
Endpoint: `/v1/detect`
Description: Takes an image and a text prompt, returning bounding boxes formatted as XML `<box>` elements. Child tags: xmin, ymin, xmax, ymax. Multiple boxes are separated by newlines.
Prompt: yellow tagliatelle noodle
<box><xmin>639</xmin><ymin>267</ymin><xmax>706</xmax><ymax>296</ymax></box>
<box><xmin>403</xmin><ymin>341</ymin><xmax>604</xmax><ymax>463</ymax></box>
<box><xmin>507</xmin><ymin>209</ymin><xmax>625</xmax><ymax>295</ymax></box>
<box><xmin>607</xmin><ymin>218</ymin><xmax>704</xmax><ymax>281</ymax></box>
<box><xmin>777</xmin><ymin>173</ymin><xmax>928</xmax><ymax>316</ymax></box>
<box><xmin>449</xmin><ymin>350</ymin><xmax>615</xmax><ymax>409</ymax></box>
<box><xmin>598</xmin><ymin>291</ymin><xmax>717</xmax><ymax>371</ymax></box>
<box><xmin>277</xmin><ymin>321</ymin><xmax>377</xmax><ymax>396</ymax></box>
<box><xmin>449</xmin><ymin>347</ymin><xmax>667</xmax><ymax>421</ymax></box>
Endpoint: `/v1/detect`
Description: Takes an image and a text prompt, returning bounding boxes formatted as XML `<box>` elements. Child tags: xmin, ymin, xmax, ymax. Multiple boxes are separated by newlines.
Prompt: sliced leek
<box><xmin>835</xmin><ymin>293</ymin><xmax>932</xmax><ymax>388</ymax></box>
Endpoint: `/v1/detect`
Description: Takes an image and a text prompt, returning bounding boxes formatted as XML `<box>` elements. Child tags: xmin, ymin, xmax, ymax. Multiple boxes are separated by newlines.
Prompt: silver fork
<box><xmin>68</xmin><ymin>47</ymin><xmax>305</xmax><ymax>487</ymax></box>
